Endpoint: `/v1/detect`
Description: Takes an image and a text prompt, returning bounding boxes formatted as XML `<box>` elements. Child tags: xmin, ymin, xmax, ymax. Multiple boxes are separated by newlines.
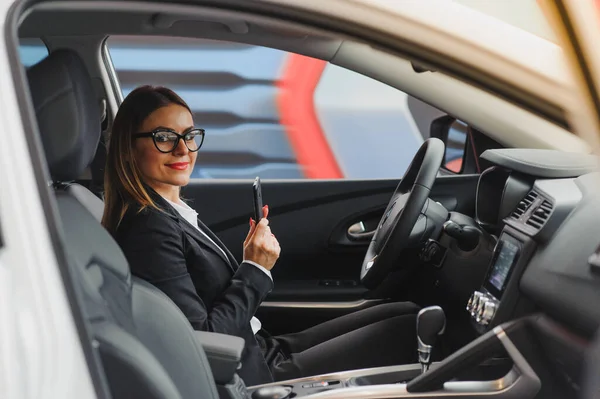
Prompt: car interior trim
<box><xmin>260</xmin><ymin>299</ymin><xmax>383</xmax><ymax>309</ymax></box>
<box><xmin>481</xmin><ymin>148</ymin><xmax>599</xmax><ymax>178</ymax></box>
<box><xmin>101</xmin><ymin>39</ymin><xmax>123</xmax><ymax>105</ymax></box>
<box><xmin>255</xmin><ymin>325</ymin><xmax>537</xmax><ymax>399</ymax></box>
<box><xmin>504</xmin><ymin>177</ymin><xmax>583</xmax><ymax>241</ymax></box>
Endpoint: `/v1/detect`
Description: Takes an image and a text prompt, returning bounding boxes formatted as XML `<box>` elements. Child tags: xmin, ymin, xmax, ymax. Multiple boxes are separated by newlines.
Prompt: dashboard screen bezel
<box><xmin>483</xmin><ymin>233</ymin><xmax>522</xmax><ymax>299</ymax></box>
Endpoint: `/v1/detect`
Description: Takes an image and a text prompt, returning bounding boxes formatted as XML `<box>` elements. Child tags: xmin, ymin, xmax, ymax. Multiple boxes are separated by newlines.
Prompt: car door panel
<box><xmin>183</xmin><ymin>175</ymin><xmax>477</xmax><ymax>285</ymax></box>
<box><xmin>256</xmin><ymin>298</ymin><xmax>386</xmax><ymax>336</ymax></box>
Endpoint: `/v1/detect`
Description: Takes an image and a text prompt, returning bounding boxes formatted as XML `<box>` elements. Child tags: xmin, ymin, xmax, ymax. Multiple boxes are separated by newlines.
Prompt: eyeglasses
<box><xmin>132</xmin><ymin>128</ymin><xmax>205</xmax><ymax>153</ymax></box>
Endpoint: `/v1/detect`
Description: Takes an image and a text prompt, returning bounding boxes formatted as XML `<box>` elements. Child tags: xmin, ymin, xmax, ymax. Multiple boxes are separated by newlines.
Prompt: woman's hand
<box><xmin>243</xmin><ymin>205</ymin><xmax>281</xmax><ymax>270</ymax></box>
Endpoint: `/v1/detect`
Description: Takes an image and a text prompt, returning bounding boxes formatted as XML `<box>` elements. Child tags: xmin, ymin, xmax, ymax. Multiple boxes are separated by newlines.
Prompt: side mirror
<box><xmin>430</xmin><ymin>116</ymin><xmax>468</xmax><ymax>173</ymax></box>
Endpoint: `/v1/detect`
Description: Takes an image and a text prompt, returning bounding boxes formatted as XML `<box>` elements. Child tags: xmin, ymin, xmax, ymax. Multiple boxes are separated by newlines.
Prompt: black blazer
<box><xmin>115</xmin><ymin>191</ymin><xmax>274</xmax><ymax>386</ymax></box>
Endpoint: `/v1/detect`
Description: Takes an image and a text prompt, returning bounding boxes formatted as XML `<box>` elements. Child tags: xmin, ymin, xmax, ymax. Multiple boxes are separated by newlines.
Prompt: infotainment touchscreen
<box><xmin>489</xmin><ymin>240</ymin><xmax>519</xmax><ymax>290</ymax></box>
<box><xmin>484</xmin><ymin>234</ymin><xmax>521</xmax><ymax>298</ymax></box>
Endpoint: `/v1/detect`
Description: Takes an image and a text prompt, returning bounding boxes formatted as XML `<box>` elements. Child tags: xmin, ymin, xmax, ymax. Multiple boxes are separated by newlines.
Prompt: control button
<box><xmin>475</xmin><ymin>296</ymin><xmax>488</xmax><ymax>323</ymax></box>
<box><xmin>468</xmin><ymin>290</ymin><xmax>499</xmax><ymax>326</ymax></box>
<box><xmin>472</xmin><ymin>292</ymin><xmax>485</xmax><ymax>318</ymax></box>
<box><xmin>302</xmin><ymin>384</ymin><xmax>312</xmax><ymax>388</ymax></box>
<box><xmin>466</xmin><ymin>293</ymin><xmax>475</xmax><ymax>312</ymax></box>
<box><xmin>469</xmin><ymin>291</ymin><xmax>483</xmax><ymax>316</ymax></box>
<box><xmin>480</xmin><ymin>301</ymin><xmax>496</xmax><ymax>325</ymax></box>
<box><xmin>420</xmin><ymin>239</ymin><xmax>447</xmax><ymax>267</ymax></box>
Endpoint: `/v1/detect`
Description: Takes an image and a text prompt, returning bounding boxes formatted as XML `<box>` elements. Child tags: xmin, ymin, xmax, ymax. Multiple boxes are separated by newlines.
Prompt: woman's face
<box><xmin>133</xmin><ymin>104</ymin><xmax>197</xmax><ymax>200</ymax></box>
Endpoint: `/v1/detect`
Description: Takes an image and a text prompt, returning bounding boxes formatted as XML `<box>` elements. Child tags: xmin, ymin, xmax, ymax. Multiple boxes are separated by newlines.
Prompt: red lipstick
<box><xmin>166</xmin><ymin>162</ymin><xmax>189</xmax><ymax>170</ymax></box>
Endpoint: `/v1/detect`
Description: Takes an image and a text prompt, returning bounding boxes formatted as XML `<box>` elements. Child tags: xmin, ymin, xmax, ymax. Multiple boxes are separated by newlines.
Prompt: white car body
<box><xmin>0</xmin><ymin>0</ymin><xmax>597</xmax><ymax>398</ymax></box>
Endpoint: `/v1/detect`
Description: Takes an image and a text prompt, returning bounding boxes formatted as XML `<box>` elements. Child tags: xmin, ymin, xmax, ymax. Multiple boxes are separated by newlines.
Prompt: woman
<box><xmin>103</xmin><ymin>86</ymin><xmax>421</xmax><ymax>386</ymax></box>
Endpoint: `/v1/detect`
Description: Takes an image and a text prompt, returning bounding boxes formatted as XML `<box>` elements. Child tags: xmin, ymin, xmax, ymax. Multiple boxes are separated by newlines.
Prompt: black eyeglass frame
<box><xmin>132</xmin><ymin>128</ymin><xmax>205</xmax><ymax>153</ymax></box>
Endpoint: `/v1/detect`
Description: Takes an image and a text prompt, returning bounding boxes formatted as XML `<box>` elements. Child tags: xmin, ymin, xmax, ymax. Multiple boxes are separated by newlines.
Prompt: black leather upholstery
<box><xmin>193</xmin><ymin>331</ymin><xmax>245</xmax><ymax>385</ymax></box>
<box><xmin>132</xmin><ymin>277</ymin><xmax>220</xmax><ymax>397</ymax></box>
<box><xmin>27</xmin><ymin>49</ymin><xmax>101</xmax><ymax>181</ymax></box>
<box><xmin>94</xmin><ymin>313</ymin><xmax>183</xmax><ymax>399</ymax></box>
<box><xmin>56</xmin><ymin>181</ymin><xmax>104</xmax><ymax>221</ymax></box>
<box><xmin>55</xmin><ymin>193</ymin><xmax>135</xmax><ymax>333</ymax></box>
<box><xmin>28</xmin><ymin>50</ymin><xmax>221</xmax><ymax>399</ymax></box>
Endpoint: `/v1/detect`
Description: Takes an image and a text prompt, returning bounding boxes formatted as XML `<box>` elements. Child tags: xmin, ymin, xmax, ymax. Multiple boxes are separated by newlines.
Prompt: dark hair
<box><xmin>101</xmin><ymin>85</ymin><xmax>192</xmax><ymax>234</ymax></box>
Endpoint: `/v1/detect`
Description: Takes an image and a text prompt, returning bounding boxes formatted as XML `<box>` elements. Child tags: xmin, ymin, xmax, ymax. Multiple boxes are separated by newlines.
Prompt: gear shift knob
<box><xmin>416</xmin><ymin>306</ymin><xmax>446</xmax><ymax>373</ymax></box>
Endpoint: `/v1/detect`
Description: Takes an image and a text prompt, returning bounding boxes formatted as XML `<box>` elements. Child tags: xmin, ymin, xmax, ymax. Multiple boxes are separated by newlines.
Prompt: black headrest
<box><xmin>27</xmin><ymin>49</ymin><xmax>101</xmax><ymax>181</ymax></box>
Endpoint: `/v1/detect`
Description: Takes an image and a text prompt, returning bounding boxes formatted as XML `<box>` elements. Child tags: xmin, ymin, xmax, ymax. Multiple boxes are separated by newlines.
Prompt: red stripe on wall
<box><xmin>276</xmin><ymin>53</ymin><xmax>343</xmax><ymax>179</ymax></box>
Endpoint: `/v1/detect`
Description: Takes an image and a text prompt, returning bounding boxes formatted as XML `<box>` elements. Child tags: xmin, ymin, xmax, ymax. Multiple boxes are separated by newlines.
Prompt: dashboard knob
<box><xmin>480</xmin><ymin>301</ymin><xmax>497</xmax><ymax>325</ymax></box>
<box><xmin>475</xmin><ymin>296</ymin><xmax>488</xmax><ymax>323</ymax></box>
<box><xmin>469</xmin><ymin>291</ymin><xmax>484</xmax><ymax>316</ymax></box>
<box><xmin>466</xmin><ymin>293</ymin><xmax>475</xmax><ymax>312</ymax></box>
<box><xmin>467</xmin><ymin>290</ymin><xmax>499</xmax><ymax>326</ymax></box>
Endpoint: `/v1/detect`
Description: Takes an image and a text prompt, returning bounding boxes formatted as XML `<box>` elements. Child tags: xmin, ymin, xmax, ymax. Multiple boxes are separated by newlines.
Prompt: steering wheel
<box><xmin>360</xmin><ymin>138</ymin><xmax>445</xmax><ymax>288</ymax></box>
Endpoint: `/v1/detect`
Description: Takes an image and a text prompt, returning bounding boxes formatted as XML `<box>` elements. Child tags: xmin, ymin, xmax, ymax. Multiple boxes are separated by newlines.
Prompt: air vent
<box><xmin>510</xmin><ymin>191</ymin><xmax>538</xmax><ymax>220</ymax></box>
<box><xmin>526</xmin><ymin>200</ymin><xmax>553</xmax><ymax>230</ymax></box>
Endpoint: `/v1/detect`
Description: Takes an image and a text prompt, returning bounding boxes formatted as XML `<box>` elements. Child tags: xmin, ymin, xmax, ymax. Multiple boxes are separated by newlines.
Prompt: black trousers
<box><xmin>266</xmin><ymin>301</ymin><xmax>420</xmax><ymax>381</ymax></box>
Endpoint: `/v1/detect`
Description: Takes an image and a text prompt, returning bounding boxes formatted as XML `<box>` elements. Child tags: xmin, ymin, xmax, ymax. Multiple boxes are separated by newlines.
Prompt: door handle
<box><xmin>347</xmin><ymin>221</ymin><xmax>376</xmax><ymax>241</ymax></box>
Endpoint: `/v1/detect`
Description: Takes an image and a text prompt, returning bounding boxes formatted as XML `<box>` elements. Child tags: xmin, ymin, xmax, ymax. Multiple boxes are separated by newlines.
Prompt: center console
<box><xmin>250</xmin><ymin>306</ymin><xmax>447</xmax><ymax>399</ymax></box>
<box><xmin>467</xmin><ymin>233</ymin><xmax>520</xmax><ymax>326</ymax></box>
<box><xmin>466</xmin><ymin>229</ymin><xmax>536</xmax><ymax>334</ymax></box>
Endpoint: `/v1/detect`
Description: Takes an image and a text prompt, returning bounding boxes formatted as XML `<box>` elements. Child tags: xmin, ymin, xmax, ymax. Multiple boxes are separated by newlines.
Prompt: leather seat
<box><xmin>27</xmin><ymin>49</ymin><xmax>224</xmax><ymax>399</ymax></box>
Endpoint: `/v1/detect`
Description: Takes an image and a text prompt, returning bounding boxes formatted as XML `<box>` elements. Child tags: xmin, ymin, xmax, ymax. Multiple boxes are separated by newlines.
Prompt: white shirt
<box><xmin>164</xmin><ymin>197</ymin><xmax>271</xmax><ymax>335</ymax></box>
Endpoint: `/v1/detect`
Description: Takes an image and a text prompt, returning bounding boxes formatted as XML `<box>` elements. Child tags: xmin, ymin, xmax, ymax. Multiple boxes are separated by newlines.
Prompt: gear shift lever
<box><xmin>416</xmin><ymin>306</ymin><xmax>446</xmax><ymax>373</ymax></box>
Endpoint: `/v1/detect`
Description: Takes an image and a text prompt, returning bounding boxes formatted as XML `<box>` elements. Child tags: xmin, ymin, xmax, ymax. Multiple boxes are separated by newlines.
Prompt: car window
<box><xmin>19</xmin><ymin>38</ymin><xmax>48</xmax><ymax>66</ymax></box>
<box><xmin>106</xmin><ymin>36</ymin><xmax>464</xmax><ymax>179</ymax></box>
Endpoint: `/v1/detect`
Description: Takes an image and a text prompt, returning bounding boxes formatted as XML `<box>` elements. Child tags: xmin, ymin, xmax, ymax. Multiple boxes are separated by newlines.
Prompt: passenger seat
<box><xmin>26</xmin><ymin>49</ymin><xmax>237</xmax><ymax>399</ymax></box>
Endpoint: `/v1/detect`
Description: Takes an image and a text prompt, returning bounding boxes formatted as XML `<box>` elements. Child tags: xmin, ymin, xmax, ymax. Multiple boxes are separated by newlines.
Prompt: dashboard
<box><xmin>462</xmin><ymin>149</ymin><xmax>600</xmax><ymax>338</ymax></box>
<box><xmin>436</xmin><ymin>148</ymin><xmax>600</xmax><ymax>394</ymax></box>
